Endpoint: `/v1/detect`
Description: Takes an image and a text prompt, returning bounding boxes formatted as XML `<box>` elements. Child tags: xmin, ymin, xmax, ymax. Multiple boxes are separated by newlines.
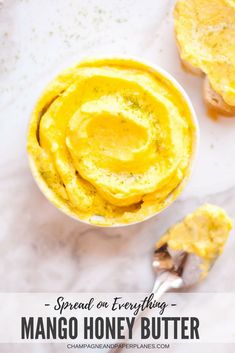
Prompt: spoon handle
<box><xmin>108</xmin><ymin>272</ymin><xmax>181</xmax><ymax>353</ymax></box>
<box><xmin>152</xmin><ymin>271</ymin><xmax>183</xmax><ymax>294</ymax></box>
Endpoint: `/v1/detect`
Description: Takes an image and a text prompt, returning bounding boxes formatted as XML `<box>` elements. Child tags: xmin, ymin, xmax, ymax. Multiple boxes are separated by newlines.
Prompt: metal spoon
<box><xmin>109</xmin><ymin>243</ymin><xmax>211</xmax><ymax>353</ymax></box>
<box><xmin>152</xmin><ymin>242</ymin><xmax>205</xmax><ymax>296</ymax></box>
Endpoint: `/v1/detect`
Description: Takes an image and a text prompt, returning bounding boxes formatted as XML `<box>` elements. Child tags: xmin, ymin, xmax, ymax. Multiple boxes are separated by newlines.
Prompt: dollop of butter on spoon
<box><xmin>156</xmin><ymin>204</ymin><xmax>233</xmax><ymax>278</ymax></box>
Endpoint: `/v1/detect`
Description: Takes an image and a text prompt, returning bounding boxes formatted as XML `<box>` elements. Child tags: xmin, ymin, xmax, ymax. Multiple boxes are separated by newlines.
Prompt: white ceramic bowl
<box><xmin>28</xmin><ymin>56</ymin><xmax>199</xmax><ymax>228</ymax></box>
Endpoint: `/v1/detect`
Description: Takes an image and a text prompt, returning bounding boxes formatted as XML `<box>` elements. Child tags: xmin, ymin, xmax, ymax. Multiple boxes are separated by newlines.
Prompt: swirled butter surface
<box><xmin>27</xmin><ymin>58</ymin><xmax>196</xmax><ymax>226</ymax></box>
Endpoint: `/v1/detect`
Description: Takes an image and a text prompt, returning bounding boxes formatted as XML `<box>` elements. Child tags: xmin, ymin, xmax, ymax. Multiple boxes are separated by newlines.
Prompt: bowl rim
<box><xmin>28</xmin><ymin>55</ymin><xmax>200</xmax><ymax>228</ymax></box>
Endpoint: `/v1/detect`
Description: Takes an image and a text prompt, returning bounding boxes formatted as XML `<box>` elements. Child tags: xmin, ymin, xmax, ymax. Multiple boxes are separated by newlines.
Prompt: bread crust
<box><xmin>203</xmin><ymin>78</ymin><xmax>235</xmax><ymax>117</ymax></box>
<box><xmin>180</xmin><ymin>57</ymin><xmax>204</xmax><ymax>77</ymax></box>
<box><xmin>179</xmin><ymin>56</ymin><xmax>235</xmax><ymax>117</ymax></box>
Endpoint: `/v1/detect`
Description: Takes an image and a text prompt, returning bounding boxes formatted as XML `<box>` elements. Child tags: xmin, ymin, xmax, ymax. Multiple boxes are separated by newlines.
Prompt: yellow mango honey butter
<box><xmin>174</xmin><ymin>0</ymin><xmax>235</xmax><ymax>115</ymax></box>
<box><xmin>27</xmin><ymin>58</ymin><xmax>197</xmax><ymax>226</ymax></box>
<box><xmin>156</xmin><ymin>204</ymin><xmax>233</xmax><ymax>276</ymax></box>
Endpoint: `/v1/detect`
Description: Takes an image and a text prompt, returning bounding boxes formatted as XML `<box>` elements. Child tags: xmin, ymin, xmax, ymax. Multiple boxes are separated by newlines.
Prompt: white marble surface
<box><xmin>1</xmin><ymin>0</ymin><xmax>235</xmax><ymax>352</ymax></box>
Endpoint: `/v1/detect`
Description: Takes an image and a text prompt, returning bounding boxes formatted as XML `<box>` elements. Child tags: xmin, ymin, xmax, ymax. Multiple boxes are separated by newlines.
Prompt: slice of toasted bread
<box><xmin>174</xmin><ymin>0</ymin><xmax>235</xmax><ymax>117</ymax></box>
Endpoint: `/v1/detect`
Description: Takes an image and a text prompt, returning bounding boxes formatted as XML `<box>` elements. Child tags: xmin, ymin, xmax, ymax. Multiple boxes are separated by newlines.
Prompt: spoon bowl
<box><xmin>152</xmin><ymin>243</ymin><xmax>209</xmax><ymax>291</ymax></box>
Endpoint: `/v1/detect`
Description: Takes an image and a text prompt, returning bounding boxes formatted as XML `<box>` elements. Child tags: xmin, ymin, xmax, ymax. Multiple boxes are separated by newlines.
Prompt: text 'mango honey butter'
<box><xmin>27</xmin><ymin>58</ymin><xmax>197</xmax><ymax>226</ymax></box>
